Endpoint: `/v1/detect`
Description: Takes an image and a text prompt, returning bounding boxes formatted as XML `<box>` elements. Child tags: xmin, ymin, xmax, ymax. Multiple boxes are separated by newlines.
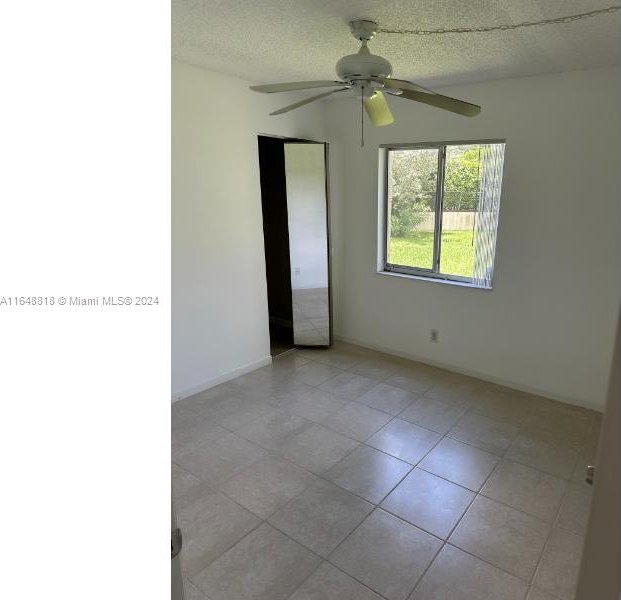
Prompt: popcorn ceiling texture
<box><xmin>172</xmin><ymin>0</ymin><xmax>620</xmax><ymax>87</ymax></box>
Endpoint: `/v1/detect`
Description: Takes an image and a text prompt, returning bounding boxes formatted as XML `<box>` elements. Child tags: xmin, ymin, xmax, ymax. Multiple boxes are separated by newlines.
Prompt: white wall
<box><xmin>324</xmin><ymin>67</ymin><xmax>620</xmax><ymax>410</ymax></box>
<box><xmin>172</xmin><ymin>61</ymin><xmax>327</xmax><ymax>398</ymax></box>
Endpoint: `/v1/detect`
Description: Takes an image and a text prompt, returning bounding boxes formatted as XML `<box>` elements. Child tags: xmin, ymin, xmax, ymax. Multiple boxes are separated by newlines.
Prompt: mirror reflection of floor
<box><xmin>292</xmin><ymin>287</ymin><xmax>329</xmax><ymax>345</ymax></box>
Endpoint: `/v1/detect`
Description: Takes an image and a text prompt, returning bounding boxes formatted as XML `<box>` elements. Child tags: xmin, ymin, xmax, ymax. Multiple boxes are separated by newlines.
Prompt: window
<box><xmin>381</xmin><ymin>141</ymin><xmax>505</xmax><ymax>288</ymax></box>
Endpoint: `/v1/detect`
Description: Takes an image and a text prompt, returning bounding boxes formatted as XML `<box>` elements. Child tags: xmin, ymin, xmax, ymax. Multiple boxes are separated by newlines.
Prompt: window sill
<box><xmin>377</xmin><ymin>269</ymin><xmax>492</xmax><ymax>290</ymax></box>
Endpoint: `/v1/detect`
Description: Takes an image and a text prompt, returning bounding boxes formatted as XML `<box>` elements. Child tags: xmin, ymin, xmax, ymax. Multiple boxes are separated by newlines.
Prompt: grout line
<box><xmin>184</xmin><ymin>517</ymin><xmax>266</xmax><ymax>588</ymax></box>
<box><xmin>409</xmin><ymin>442</ymin><xmax>532</xmax><ymax>594</ymax></box>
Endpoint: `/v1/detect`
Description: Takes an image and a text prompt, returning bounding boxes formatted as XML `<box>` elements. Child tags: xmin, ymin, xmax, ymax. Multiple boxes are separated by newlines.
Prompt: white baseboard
<box><xmin>171</xmin><ymin>355</ymin><xmax>273</xmax><ymax>403</ymax></box>
<box><xmin>335</xmin><ymin>333</ymin><xmax>603</xmax><ymax>412</ymax></box>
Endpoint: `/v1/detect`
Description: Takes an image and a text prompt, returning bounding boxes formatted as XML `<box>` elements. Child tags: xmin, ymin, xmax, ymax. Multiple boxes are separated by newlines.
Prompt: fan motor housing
<box><xmin>336</xmin><ymin>51</ymin><xmax>392</xmax><ymax>80</ymax></box>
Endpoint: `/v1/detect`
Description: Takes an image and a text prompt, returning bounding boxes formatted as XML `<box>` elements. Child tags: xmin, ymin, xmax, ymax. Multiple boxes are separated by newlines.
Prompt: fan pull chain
<box><xmin>360</xmin><ymin>86</ymin><xmax>364</xmax><ymax>147</ymax></box>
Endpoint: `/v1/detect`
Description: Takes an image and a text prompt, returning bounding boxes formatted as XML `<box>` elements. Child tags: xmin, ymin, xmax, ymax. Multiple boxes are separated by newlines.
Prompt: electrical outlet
<box><xmin>295</xmin><ymin>267</ymin><xmax>301</xmax><ymax>275</ymax></box>
<box><xmin>430</xmin><ymin>329</ymin><xmax>439</xmax><ymax>343</ymax></box>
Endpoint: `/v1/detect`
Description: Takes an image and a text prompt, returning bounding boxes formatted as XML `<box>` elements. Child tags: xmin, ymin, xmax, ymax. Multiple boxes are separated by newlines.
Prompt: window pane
<box><xmin>387</xmin><ymin>148</ymin><xmax>439</xmax><ymax>270</ymax></box>
<box><xmin>439</xmin><ymin>144</ymin><xmax>481</xmax><ymax>278</ymax></box>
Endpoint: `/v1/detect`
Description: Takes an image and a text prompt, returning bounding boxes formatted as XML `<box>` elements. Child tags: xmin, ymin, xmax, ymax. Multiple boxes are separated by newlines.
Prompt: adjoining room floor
<box><xmin>172</xmin><ymin>343</ymin><xmax>600</xmax><ymax>600</ymax></box>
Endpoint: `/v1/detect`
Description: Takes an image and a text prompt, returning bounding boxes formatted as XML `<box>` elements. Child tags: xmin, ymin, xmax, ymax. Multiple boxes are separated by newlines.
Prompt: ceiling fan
<box><xmin>250</xmin><ymin>20</ymin><xmax>481</xmax><ymax>128</ymax></box>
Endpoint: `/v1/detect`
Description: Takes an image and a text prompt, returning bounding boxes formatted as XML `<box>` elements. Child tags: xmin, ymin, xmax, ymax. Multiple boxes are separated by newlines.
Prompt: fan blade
<box><xmin>394</xmin><ymin>88</ymin><xmax>481</xmax><ymax>117</ymax></box>
<box><xmin>250</xmin><ymin>80</ymin><xmax>348</xmax><ymax>93</ymax></box>
<box><xmin>373</xmin><ymin>77</ymin><xmax>433</xmax><ymax>94</ymax></box>
<box><xmin>375</xmin><ymin>77</ymin><xmax>480</xmax><ymax>117</ymax></box>
<box><xmin>270</xmin><ymin>88</ymin><xmax>349</xmax><ymax>116</ymax></box>
<box><xmin>364</xmin><ymin>91</ymin><xmax>395</xmax><ymax>127</ymax></box>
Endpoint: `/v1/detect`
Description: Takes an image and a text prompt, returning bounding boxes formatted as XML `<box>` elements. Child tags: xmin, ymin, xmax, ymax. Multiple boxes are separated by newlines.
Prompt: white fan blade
<box><xmin>364</xmin><ymin>91</ymin><xmax>395</xmax><ymax>126</ymax></box>
<box><xmin>373</xmin><ymin>77</ymin><xmax>433</xmax><ymax>94</ymax></box>
<box><xmin>373</xmin><ymin>77</ymin><xmax>481</xmax><ymax>116</ymax></box>
<box><xmin>251</xmin><ymin>81</ymin><xmax>349</xmax><ymax>93</ymax></box>
<box><xmin>270</xmin><ymin>88</ymin><xmax>349</xmax><ymax>115</ymax></box>
<box><xmin>395</xmin><ymin>88</ymin><xmax>481</xmax><ymax>116</ymax></box>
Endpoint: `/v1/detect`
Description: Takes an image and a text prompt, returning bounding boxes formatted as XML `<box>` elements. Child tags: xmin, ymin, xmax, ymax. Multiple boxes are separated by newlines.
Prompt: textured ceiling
<box><xmin>172</xmin><ymin>1</ymin><xmax>620</xmax><ymax>88</ymax></box>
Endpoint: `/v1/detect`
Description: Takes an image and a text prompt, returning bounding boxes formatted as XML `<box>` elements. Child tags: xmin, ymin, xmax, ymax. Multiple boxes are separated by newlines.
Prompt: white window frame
<box><xmin>378</xmin><ymin>139</ymin><xmax>505</xmax><ymax>288</ymax></box>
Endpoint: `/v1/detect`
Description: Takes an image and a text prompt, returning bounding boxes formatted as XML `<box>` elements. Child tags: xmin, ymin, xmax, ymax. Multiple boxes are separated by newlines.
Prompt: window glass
<box><xmin>387</xmin><ymin>148</ymin><xmax>439</xmax><ymax>271</ymax></box>
<box><xmin>439</xmin><ymin>144</ymin><xmax>481</xmax><ymax>278</ymax></box>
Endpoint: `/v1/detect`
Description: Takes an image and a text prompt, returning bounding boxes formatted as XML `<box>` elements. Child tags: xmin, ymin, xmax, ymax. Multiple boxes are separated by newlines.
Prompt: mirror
<box><xmin>283</xmin><ymin>142</ymin><xmax>331</xmax><ymax>346</ymax></box>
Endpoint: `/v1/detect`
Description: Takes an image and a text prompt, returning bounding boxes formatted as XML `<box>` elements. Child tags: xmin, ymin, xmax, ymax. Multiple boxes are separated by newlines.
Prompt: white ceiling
<box><xmin>172</xmin><ymin>0</ymin><xmax>620</xmax><ymax>88</ymax></box>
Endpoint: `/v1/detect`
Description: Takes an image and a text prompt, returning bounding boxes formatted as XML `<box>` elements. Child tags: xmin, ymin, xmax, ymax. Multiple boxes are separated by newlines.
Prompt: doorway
<box><xmin>257</xmin><ymin>135</ymin><xmax>332</xmax><ymax>357</ymax></box>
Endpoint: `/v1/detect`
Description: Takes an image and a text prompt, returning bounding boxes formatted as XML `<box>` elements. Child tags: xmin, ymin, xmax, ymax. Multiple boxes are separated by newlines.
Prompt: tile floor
<box><xmin>172</xmin><ymin>343</ymin><xmax>600</xmax><ymax>600</ymax></box>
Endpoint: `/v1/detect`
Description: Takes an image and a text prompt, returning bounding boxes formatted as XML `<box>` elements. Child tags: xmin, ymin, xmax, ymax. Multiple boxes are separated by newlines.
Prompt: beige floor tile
<box><xmin>319</xmin><ymin>372</ymin><xmax>378</xmax><ymax>400</ymax></box>
<box><xmin>522</xmin><ymin>403</ymin><xmax>592</xmax><ymax>450</ymax></box>
<box><xmin>247</xmin><ymin>372</ymin><xmax>314</xmax><ymax>399</ymax></box>
<box><xmin>472</xmin><ymin>388</ymin><xmax>534</xmax><ymax>426</ymax></box>
<box><xmin>265</xmin><ymin>381</ymin><xmax>316</xmax><ymax>409</ymax></box>
<box><xmin>356</xmin><ymin>383</ymin><xmax>418</xmax><ymax>415</ymax></box>
<box><xmin>324</xmin><ymin>445</ymin><xmax>412</xmax><ymax>503</ymax></box>
<box><xmin>182</xmin><ymin>381</ymin><xmax>243</xmax><ymax>410</ymax></box>
<box><xmin>177</xmin><ymin>489</ymin><xmax>260</xmax><ymax>577</ymax></box>
<box><xmin>262</xmin><ymin>352</ymin><xmax>311</xmax><ymax>374</ymax></box>
<box><xmin>172</xmin><ymin>417</ymin><xmax>230</xmax><ymax>456</ymax></box>
<box><xmin>235</xmin><ymin>409</ymin><xmax>312</xmax><ymax>450</ymax></box>
<box><xmin>311</xmin><ymin>350</ymin><xmax>363</xmax><ymax>370</ymax></box>
<box><xmin>202</xmin><ymin>396</ymin><xmax>276</xmax><ymax>431</ymax></box>
<box><xmin>526</xmin><ymin>587</ymin><xmax>558</xmax><ymax>600</ymax></box>
<box><xmin>448</xmin><ymin>413</ymin><xmax>519</xmax><ymax>455</ymax></box>
<box><xmin>298</xmin><ymin>345</ymin><xmax>366</xmax><ymax>364</ymax></box>
<box><xmin>172</xmin><ymin>393</ymin><xmax>216</xmax><ymax>416</ymax></box>
<box><xmin>174</xmin><ymin>433</ymin><xmax>269</xmax><ymax>485</ymax></box>
<box><xmin>284</xmin><ymin>388</ymin><xmax>349</xmax><ymax>423</ymax></box>
<box><xmin>348</xmin><ymin>358</ymin><xmax>402</xmax><ymax>381</ymax></box>
<box><xmin>481</xmin><ymin>460</ymin><xmax>567</xmax><ymax>521</ymax></box>
<box><xmin>418</xmin><ymin>438</ymin><xmax>499</xmax><ymax>491</ymax></box>
<box><xmin>193</xmin><ymin>523</ymin><xmax>320</xmax><ymax>600</ymax></box>
<box><xmin>533</xmin><ymin>527</ymin><xmax>584</xmax><ymax>599</ymax></box>
<box><xmin>175</xmin><ymin>479</ymin><xmax>218</xmax><ymax>512</ymax></box>
<box><xmin>385</xmin><ymin>369</ymin><xmax>435</xmax><ymax>395</ymax></box>
<box><xmin>555</xmin><ymin>482</ymin><xmax>592</xmax><ymax>535</ymax></box>
<box><xmin>411</xmin><ymin>544</ymin><xmax>528</xmax><ymax>600</ymax></box>
<box><xmin>321</xmin><ymin>401</ymin><xmax>392</xmax><ymax>442</ymax></box>
<box><xmin>398</xmin><ymin>397</ymin><xmax>467</xmax><ymax>435</ymax></box>
<box><xmin>289</xmin><ymin>562</ymin><xmax>383</xmax><ymax>600</ymax></box>
<box><xmin>184</xmin><ymin>579</ymin><xmax>209</xmax><ymax>600</ymax></box>
<box><xmin>240</xmin><ymin>364</ymin><xmax>292</xmax><ymax>383</ymax></box>
<box><xmin>423</xmin><ymin>380</ymin><xmax>481</xmax><ymax>407</ymax></box>
<box><xmin>330</xmin><ymin>509</ymin><xmax>442</xmax><ymax>600</ymax></box>
<box><xmin>449</xmin><ymin>496</ymin><xmax>550</xmax><ymax>581</ymax></box>
<box><xmin>366</xmin><ymin>419</ymin><xmax>441</xmax><ymax>465</ymax></box>
<box><xmin>268</xmin><ymin>479</ymin><xmax>373</xmax><ymax>556</ymax></box>
<box><xmin>381</xmin><ymin>468</ymin><xmax>474</xmax><ymax>539</ymax></box>
<box><xmin>279</xmin><ymin>423</ymin><xmax>360</xmax><ymax>474</ymax></box>
<box><xmin>218</xmin><ymin>455</ymin><xmax>317</xmax><ymax>519</ymax></box>
<box><xmin>505</xmin><ymin>432</ymin><xmax>578</xmax><ymax>479</ymax></box>
<box><xmin>172</xmin><ymin>399</ymin><xmax>203</xmax><ymax>425</ymax></box>
<box><xmin>293</xmin><ymin>362</ymin><xmax>344</xmax><ymax>386</ymax></box>
<box><xmin>172</xmin><ymin>462</ymin><xmax>203</xmax><ymax>500</ymax></box>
